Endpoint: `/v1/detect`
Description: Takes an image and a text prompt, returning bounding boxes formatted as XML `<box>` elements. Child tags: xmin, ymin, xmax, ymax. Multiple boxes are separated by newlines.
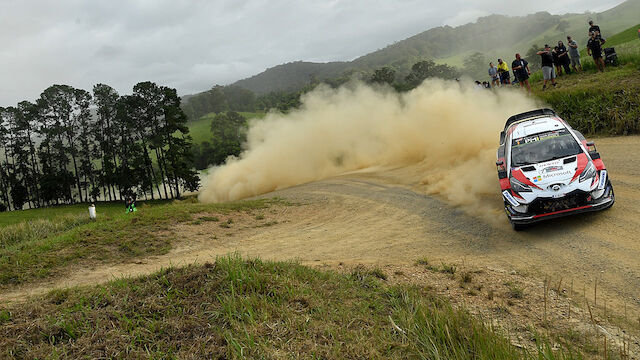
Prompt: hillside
<box><xmin>229</xmin><ymin>0</ymin><xmax>640</xmax><ymax>94</ymax></box>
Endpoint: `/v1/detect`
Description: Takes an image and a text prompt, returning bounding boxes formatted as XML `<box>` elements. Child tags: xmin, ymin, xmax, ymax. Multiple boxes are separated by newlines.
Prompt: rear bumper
<box><xmin>506</xmin><ymin>185</ymin><xmax>614</xmax><ymax>225</ymax></box>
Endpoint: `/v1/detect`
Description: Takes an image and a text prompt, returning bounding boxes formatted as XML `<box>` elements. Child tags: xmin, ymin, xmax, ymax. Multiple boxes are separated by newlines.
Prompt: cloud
<box><xmin>0</xmin><ymin>0</ymin><xmax>626</xmax><ymax>106</ymax></box>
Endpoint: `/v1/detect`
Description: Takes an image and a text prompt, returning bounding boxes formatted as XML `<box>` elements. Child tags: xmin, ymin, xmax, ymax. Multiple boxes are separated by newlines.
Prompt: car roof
<box><xmin>509</xmin><ymin>117</ymin><xmax>566</xmax><ymax>140</ymax></box>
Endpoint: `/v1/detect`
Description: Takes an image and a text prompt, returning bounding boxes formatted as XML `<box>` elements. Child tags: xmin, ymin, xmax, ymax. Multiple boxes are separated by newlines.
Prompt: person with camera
<box><xmin>587</xmin><ymin>31</ymin><xmax>606</xmax><ymax>72</ymax></box>
<box><xmin>511</xmin><ymin>53</ymin><xmax>531</xmax><ymax>94</ymax></box>
<box><xmin>497</xmin><ymin>58</ymin><xmax>510</xmax><ymax>85</ymax></box>
<box><xmin>567</xmin><ymin>36</ymin><xmax>582</xmax><ymax>72</ymax></box>
<box><xmin>537</xmin><ymin>45</ymin><xmax>557</xmax><ymax>90</ymax></box>
<box><xmin>557</xmin><ymin>40</ymin><xmax>571</xmax><ymax>75</ymax></box>
<box><xmin>488</xmin><ymin>62</ymin><xmax>500</xmax><ymax>87</ymax></box>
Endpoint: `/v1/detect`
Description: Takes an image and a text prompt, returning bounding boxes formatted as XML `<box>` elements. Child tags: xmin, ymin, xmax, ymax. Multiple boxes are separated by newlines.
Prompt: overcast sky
<box><xmin>0</xmin><ymin>0</ymin><xmax>624</xmax><ymax>106</ymax></box>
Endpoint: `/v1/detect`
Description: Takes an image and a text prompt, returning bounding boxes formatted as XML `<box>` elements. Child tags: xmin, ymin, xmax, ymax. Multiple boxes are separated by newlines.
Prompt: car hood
<box><xmin>512</xmin><ymin>153</ymin><xmax>589</xmax><ymax>190</ymax></box>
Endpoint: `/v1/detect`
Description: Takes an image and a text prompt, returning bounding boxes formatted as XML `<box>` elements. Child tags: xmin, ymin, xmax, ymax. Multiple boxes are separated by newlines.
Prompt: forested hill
<box><xmin>233</xmin><ymin>61</ymin><xmax>350</xmax><ymax>96</ymax></box>
<box><xmin>230</xmin><ymin>0</ymin><xmax>640</xmax><ymax>95</ymax></box>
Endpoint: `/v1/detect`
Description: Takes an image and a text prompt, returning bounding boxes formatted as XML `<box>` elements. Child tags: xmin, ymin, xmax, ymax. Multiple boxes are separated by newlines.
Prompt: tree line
<box><xmin>0</xmin><ymin>82</ymin><xmax>199</xmax><ymax>212</ymax></box>
<box><xmin>191</xmin><ymin>111</ymin><xmax>248</xmax><ymax>170</ymax></box>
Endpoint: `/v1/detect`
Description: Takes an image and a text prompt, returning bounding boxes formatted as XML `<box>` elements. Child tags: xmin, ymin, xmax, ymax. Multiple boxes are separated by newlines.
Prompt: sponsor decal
<box><xmin>598</xmin><ymin>170</ymin><xmax>607</xmax><ymax>190</ymax></box>
<box><xmin>513</xmin><ymin>131</ymin><xmax>561</xmax><ymax>146</ymax></box>
<box><xmin>532</xmin><ymin>175</ymin><xmax>542</xmax><ymax>183</ymax></box>
<box><xmin>539</xmin><ymin>159</ymin><xmax>562</xmax><ymax>166</ymax></box>
<box><xmin>542</xmin><ymin>170</ymin><xmax>572</xmax><ymax>179</ymax></box>
<box><xmin>502</xmin><ymin>190</ymin><xmax>520</xmax><ymax>207</ymax></box>
<box><xmin>542</xmin><ymin>166</ymin><xmax>563</xmax><ymax>173</ymax></box>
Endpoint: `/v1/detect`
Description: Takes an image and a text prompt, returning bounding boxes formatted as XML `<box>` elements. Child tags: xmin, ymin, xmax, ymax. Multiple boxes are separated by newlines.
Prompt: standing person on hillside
<box><xmin>552</xmin><ymin>46</ymin><xmax>563</xmax><ymax>76</ymax></box>
<box><xmin>537</xmin><ymin>45</ymin><xmax>557</xmax><ymax>90</ymax></box>
<box><xmin>557</xmin><ymin>41</ymin><xmax>571</xmax><ymax>75</ymax></box>
<box><xmin>511</xmin><ymin>54</ymin><xmax>531</xmax><ymax>94</ymax></box>
<box><xmin>587</xmin><ymin>31</ymin><xmax>606</xmax><ymax>72</ymax></box>
<box><xmin>567</xmin><ymin>36</ymin><xmax>582</xmax><ymax>72</ymax></box>
<box><xmin>497</xmin><ymin>59</ymin><xmax>510</xmax><ymax>85</ymax></box>
<box><xmin>588</xmin><ymin>20</ymin><xmax>601</xmax><ymax>38</ymax></box>
<box><xmin>488</xmin><ymin>62</ymin><xmax>499</xmax><ymax>87</ymax></box>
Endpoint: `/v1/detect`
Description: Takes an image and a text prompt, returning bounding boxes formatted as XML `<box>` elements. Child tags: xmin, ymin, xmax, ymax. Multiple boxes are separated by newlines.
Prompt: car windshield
<box><xmin>510</xmin><ymin>129</ymin><xmax>582</xmax><ymax>167</ymax></box>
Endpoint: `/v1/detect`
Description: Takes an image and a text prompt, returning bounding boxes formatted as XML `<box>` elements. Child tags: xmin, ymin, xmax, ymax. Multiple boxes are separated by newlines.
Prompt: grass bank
<box><xmin>527</xmin><ymin>25</ymin><xmax>640</xmax><ymax>135</ymax></box>
<box><xmin>531</xmin><ymin>63</ymin><xmax>640</xmax><ymax>135</ymax></box>
<box><xmin>0</xmin><ymin>202</ymin><xmax>129</xmax><ymax>227</ymax></box>
<box><xmin>0</xmin><ymin>256</ymin><xmax>576</xmax><ymax>359</ymax></box>
<box><xmin>0</xmin><ymin>198</ymin><xmax>278</xmax><ymax>287</ymax></box>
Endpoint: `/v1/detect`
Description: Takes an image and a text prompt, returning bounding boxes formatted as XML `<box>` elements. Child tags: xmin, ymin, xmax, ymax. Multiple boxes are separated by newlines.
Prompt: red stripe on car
<box><xmin>511</xmin><ymin>169</ymin><xmax>542</xmax><ymax>190</ymax></box>
<box><xmin>533</xmin><ymin>205</ymin><xmax>592</xmax><ymax>219</ymax></box>
<box><xmin>571</xmin><ymin>153</ymin><xmax>588</xmax><ymax>182</ymax></box>
<box><xmin>512</xmin><ymin>190</ymin><xmax>524</xmax><ymax>200</ymax></box>
<box><xmin>592</xmin><ymin>158</ymin><xmax>605</xmax><ymax>170</ymax></box>
<box><xmin>499</xmin><ymin>178</ymin><xmax>510</xmax><ymax>190</ymax></box>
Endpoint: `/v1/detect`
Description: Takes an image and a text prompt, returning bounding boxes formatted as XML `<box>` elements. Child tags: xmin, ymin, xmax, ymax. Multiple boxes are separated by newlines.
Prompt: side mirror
<box><xmin>499</xmin><ymin>131</ymin><xmax>505</xmax><ymax>144</ymax></box>
<box><xmin>496</xmin><ymin>160</ymin><xmax>504</xmax><ymax>166</ymax></box>
<box><xmin>586</xmin><ymin>141</ymin><xmax>594</xmax><ymax>146</ymax></box>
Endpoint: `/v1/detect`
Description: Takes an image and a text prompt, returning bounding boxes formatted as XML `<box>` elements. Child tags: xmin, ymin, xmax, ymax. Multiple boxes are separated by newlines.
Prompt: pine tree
<box><xmin>160</xmin><ymin>86</ymin><xmax>200</xmax><ymax>197</ymax></box>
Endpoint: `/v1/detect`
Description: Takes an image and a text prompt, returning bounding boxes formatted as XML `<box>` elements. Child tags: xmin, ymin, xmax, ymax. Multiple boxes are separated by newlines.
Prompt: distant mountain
<box><xmin>233</xmin><ymin>61</ymin><xmax>350</xmax><ymax>96</ymax></box>
<box><xmin>229</xmin><ymin>0</ymin><xmax>639</xmax><ymax>94</ymax></box>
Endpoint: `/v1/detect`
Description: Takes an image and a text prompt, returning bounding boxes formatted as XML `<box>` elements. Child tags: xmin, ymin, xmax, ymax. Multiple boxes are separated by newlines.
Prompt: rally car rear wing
<box><xmin>499</xmin><ymin>108</ymin><xmax>558</xmax><ymax>145</ymax></box>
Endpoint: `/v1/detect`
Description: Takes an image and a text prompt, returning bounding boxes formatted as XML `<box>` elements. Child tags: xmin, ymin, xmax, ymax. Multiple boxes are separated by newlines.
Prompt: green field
<box><xmin>187</xmin><ymin>111</ymin><xmax>266</xmax><ymax>145</ymax></box>
<box><xmin>604</xmin><ymin>23</ymin><xmax>640</xmax><ymax>47</ymax></box>
<box><xmin>0</xmin><ymin>255</ymin><xmax>578</xmax><ymax>359</ymax></box>
<box><xmin>0</xmin><ymin>203</ymin><xmax>125</xmax><ymax>227</ymax></box>
<box><xmin>0</xmin><ymin>198</ymin><xmax>278</xmax><ymax>287</ymax></box>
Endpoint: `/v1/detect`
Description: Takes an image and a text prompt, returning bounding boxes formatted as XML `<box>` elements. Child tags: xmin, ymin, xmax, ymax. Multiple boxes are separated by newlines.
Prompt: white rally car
<box><xmin>496</xmin><ymin>108</ymin><xmax>614</xmax><ymax>230</ymax></box>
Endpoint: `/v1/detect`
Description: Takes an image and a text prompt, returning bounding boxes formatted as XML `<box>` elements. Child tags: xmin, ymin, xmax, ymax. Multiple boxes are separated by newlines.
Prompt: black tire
<box><xmin>511</xmin><ymin>221</ymin><xmax>527</xmax><ymax>231</ymax></box>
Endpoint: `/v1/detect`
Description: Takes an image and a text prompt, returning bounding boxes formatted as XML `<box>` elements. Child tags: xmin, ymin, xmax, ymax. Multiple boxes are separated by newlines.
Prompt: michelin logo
<box><xmin>598</xmin><ymin>170</ymin><xmax>607</xmax><ymax>190</ymax></box>
<box><xmin>502</xmin><ymin>190</ymin><xmax>520</xmax><ymax>207</ymax></box>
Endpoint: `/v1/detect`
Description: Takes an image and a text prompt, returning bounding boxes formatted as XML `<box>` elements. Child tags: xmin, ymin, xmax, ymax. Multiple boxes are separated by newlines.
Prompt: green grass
<box><xmin>0</xmin><ymin>255</ymin><xmax>579</xmax><ymax>359</ymax></box>
<box><xmin>602</xmin><ymin>24</ymin><xmax>640</xmax><ymax>48</ymax></box>
<box><xmin>187</xmin><ymin>111</ymin><xmax>266</xmax><ymax>145</ymax></box>
<box><xmin>530</xmin><ymin>62</ymin><xmax>640</xmax><ymax>135</ymax></box>
<box><xmin>525</xmin><ymin>24</ymin><xmax>640</xmax><ymax>135</ymax></box>
<box><xmin>0</xmin><ymin>198</ymin><xmax>280</xmax><ymax>287</ymax></box>
<box><xmin>0</xmin><ymin>202</ymin><xmax>126</xmax><ymax>227</ymax></box>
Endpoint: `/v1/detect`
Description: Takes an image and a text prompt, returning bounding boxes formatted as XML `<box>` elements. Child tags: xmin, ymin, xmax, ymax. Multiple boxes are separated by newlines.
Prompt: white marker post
<box><xmin>89</xmin><ymin>204</ymin><xmax>96</xmax><ymax>219</ymax></box>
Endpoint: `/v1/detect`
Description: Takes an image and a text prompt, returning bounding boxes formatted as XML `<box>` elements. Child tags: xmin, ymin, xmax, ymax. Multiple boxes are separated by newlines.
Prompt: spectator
<box><xmin>567</xmin><ymin>36</ymin><xmax>583</xmax><ymax>72</ymax></box>
<box><xmin>488</xmin><ymin>62</ymin><xmax>499</xmax><ymax>87</ymax></box>
<box><xmin>511</xmin><ymin>53</ymin><xmax>531</xmax><ymax>94</ymax></box>
<box><xmin>588</xmin><ymin>20</ymin><xmax>601</xmax><ymax>37</ymax></box>
<box><xmin>587</xmin><ymin>31</ymin><xmax>606</xmax><ymax>72</ymax></box>
<box><xmin>552</xmin><ymin>46</ymin><xmax>563</xmax><ymax>76</ymax></box>
<box><xmin>557</xmin><ymin>41</ymin><xmax>572</xmax><ymax>75</ymax></box>
<box><xmin>537</xmin><ymin>45</ymin><xmax>557</xmax><ymax>90</ymax></box>
<box><xmin>497</xmin><ymin>58</ymin><xmax>510</xmax><ymax>85</ymax></box>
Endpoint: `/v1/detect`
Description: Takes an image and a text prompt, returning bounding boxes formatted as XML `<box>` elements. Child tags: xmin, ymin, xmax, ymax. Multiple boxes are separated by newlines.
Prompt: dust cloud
<box><xmin>198</xmin><ymin>80</ymin><xmax>539</xmax><ymax>215</ymax></box>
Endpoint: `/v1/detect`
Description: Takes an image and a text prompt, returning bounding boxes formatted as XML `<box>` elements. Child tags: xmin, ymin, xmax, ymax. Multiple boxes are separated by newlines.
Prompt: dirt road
<box><xmin>3</xmin><ymin>137</ymin><xmax>640</xmax><ymax>319</ymax></box>
<box><xmin>236</xmin><ymin>135</ymin><xmax>640</xmax><ymax>315</ymax></box>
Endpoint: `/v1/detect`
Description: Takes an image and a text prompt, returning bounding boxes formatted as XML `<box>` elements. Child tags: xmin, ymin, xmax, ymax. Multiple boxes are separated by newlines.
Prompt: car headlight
<box><xmin>510</xmin><ymin>177</ymin><xmax>532</xmax><ymax>193</ymax></box>
<box><xmin>579</xmin><ymin>162</ymin><xmax>597</xmax><ymax>183</ymax></box>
